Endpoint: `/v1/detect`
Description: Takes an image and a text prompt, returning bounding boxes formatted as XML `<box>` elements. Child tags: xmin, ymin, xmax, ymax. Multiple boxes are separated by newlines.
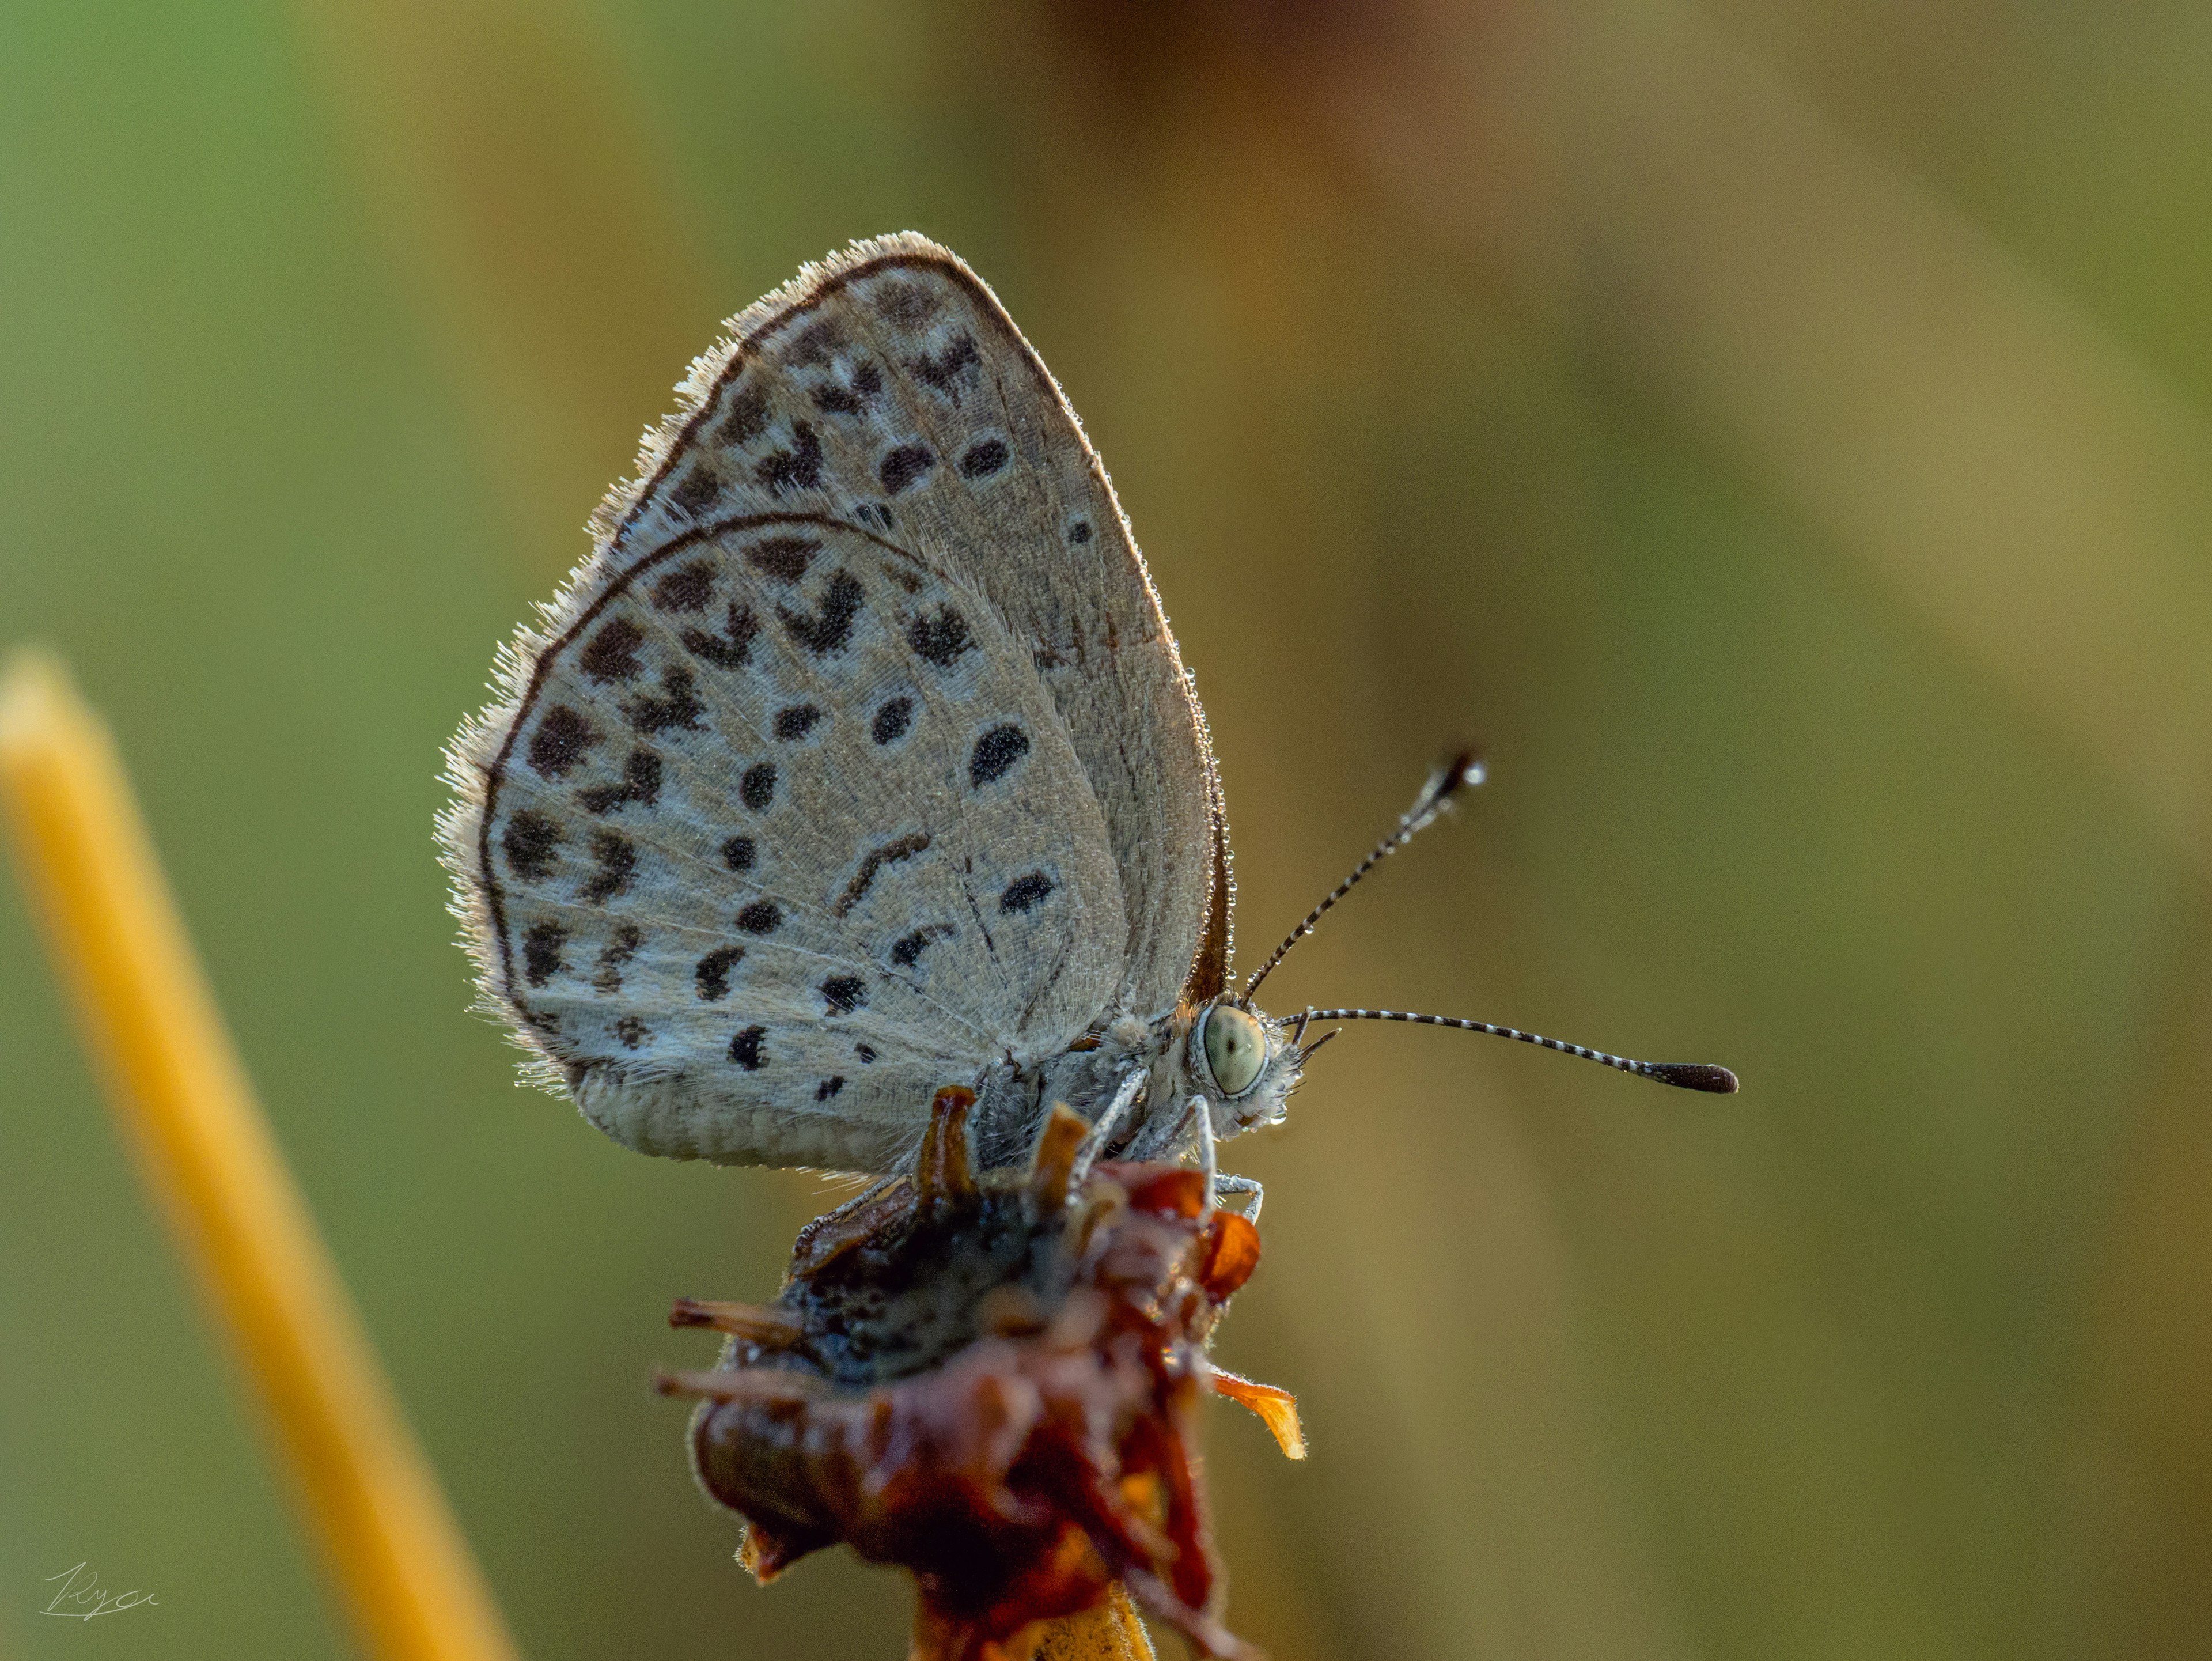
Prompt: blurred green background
<box><xmin>6</xmin><ymin>2</ymin><xmax>2212</xmax><ymax>1658</ymax></box>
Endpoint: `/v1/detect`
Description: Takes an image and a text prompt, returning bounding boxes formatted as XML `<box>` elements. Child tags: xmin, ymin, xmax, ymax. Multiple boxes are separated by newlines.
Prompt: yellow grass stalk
<box><xmin>0</xmin><ymin>649</ymin><xmax>520</xmax><ymax>1661</ymax></box>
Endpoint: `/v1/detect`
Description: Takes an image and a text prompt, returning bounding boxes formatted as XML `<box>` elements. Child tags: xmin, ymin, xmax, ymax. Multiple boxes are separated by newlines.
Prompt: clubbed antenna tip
<box><xmin>1648</xmin><ymin>1062</ymin><xmax>1740</xmax><ymax>1094</ymax></box>
<box><xmin>1440</xmin><ymin>748</ymin><xmax>1486</xmax><ymax>797</ymax></box>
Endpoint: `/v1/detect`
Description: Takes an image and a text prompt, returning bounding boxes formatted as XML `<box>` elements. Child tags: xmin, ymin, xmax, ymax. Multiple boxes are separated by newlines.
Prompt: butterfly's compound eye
<box><xmin>1200</xmin><ymin>1004</ymin><xmax>1268</xmax><ymax>1099</ymax></box>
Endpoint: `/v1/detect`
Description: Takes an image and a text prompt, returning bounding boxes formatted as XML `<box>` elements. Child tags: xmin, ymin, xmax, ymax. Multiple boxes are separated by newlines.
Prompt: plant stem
<box><xmin>0</xmin><ymin>649</ymin><xmax>521</xmax><ymax>1661</ymax></box>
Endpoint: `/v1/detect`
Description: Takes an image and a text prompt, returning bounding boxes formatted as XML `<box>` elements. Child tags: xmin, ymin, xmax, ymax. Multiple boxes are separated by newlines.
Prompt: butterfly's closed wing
<box><xmin>442</xmin><ymin>235</ymin><xmax>1224</xmax><ymax>1172</ymax></box>
<box><xmin>601</xmin><ymin>234</ymin><xmax>1226</xmax><ymax>1012</ymax></box>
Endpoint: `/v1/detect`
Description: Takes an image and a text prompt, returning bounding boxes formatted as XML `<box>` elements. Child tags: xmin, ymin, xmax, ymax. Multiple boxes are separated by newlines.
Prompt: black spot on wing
<box><xmin>998</xmin><ymin>872</ymin><xmax>1054</xmax><ymax>915</ymax></box>
<box><xmin>782</xmin><ymin>316</ymin><xmax>844</xmax><ymax>368</ymax></box>
<box><xmin>960</xmin><ymin>438</ymin><xmax>1009</xmax><ymax>479</ymax></box>
<box><xmin>580</xmin><ymin>750</ymin><xmax>661</xmax><ymax>814</ymax></box>
<box><xmin>872</xmin><ymin>695</ymin><xmax>914</xmax><ymax>744</ymax></box>
<box><xmin>621</xmin><ymin>667</ymin><xmax>705</xmax><ymax>735</ymax></box>
<box><xmin>521</xmin><ymin>921</ymin><xmax>567</xmax><ymax>987</ymax></box>
<box><xmin>695</xmin><ymin>945</ymin><xmax>744</xmax><ymax>1002</ymax></box>
<box><xmin>580</xmin><ymin>619</ymin><xmax>646</xmax><ymax>683</ymax></box>
<box><xmin>653</xmin><ymin>561</ymin><xmax>714</xmax><ymax>612</ymax></box>
<box><xmin>615</xmin><ymin>1015</ymin><xmax>650</xmax><ymax>1050</ymax></box>
<box><xmin>879</xmin><ymin>444</ymin><xmax>934</xmax><ymax>495</ymax></box>
<box><xmin>736</xmin><ymin>899</ymin><xmax>782</xmax><ymax>935</ymax></box>
<box><xmin>815</xmin><ymin>1076</ymin><xmax>846</xmax><ymax>1101</ymax></box>
<box><xmin>741</xmin><ymin>762</ymin><xmax>776</xmax><ymax>812</ymax></box>
<box><xmin>682</xmin><ymin>601</ymin><xmax>760</xmax><ymax>669</ymax></box>
<box><xmin>592</xmin><ymin>922</ymin><xmax>641</xmax><ymax>993</ymax></box>
<box><xmin>502</xmin><ymin>811</ymin><xmax>560</xmax><ymax>881</ymax></box>
<box><xmin>969</xmin><ymin>724</ymin><xmax>1031</xmax><ymax>787</ymax></box>
<box><xmin>528</xmin><ymin>706</ymin><xmax>598</xmax><ymax>778</ymax></box>
<box><xmin>874</xmin><ymin>279</ymin><xmax>938</xmax><ymax>327</ymax></box>
<box><xmin>746</xmin><ymin>536</ymin><xmax>818</xmax><ymax>582</ymax></box>
<box><xmin>910</xmin><ymin>332</ymin><xmax>980</xmax><ymax>396</ymax></box>
<box><xmin>1066</xmin><ymin>518</ymin><xmax>1093</xmax><ymax>544</ymax></box>
<box><xmin>906</xmin><ymin>607</ymin><xmax>974</xmax><ymax>668</ymax></box>
<box><xmin>820</xmin><ymin>975</ymin><xmax>866</xmax><ymax>1015</ymax></box>
<box><xmin>729</xmin><ymin>1025</ymin><xmax>767</xmax><ymax>1070</ymax></box>
<box><xmin>891</xmin><ymin>924</ymin><xmax>953</xmax><ymax>967</ymax></box>
<box><xmin>580</xmin><ymin>831</ymin><xmax>636</xmax><ymax>902</ymax></box>
<box><xmin>777</xmin><ymin>569</ymin><xmax>863</xmax><ymax>656</ymax></box>
<box><xmin>774</xmin><ymin>704</ymin><xmax>823</xmax><ymax>741</ymax></box>
<box><xmin>854</xmin><ymin>1042</ymin><xmax>877</xmax><ymax>1064</ymax></box>
<box><xmin>721</xmin><ymin>835</ymin><xmax>756</xmax><ymax>872</ymax></box>
<box><xmin>756</xmin><ymin>421</ymin><xmax>824</xmax><ymax>493</ymax></box>
<box><xmin>813</xmin><ymin>358</ymin><xmax>881</xmax><ymax>417</ymax></box>
<box><xmin>668</xmin><ymin>467</ymin><xmax>724</xmax><ymax>519</ymax></box>
<box><xmin>719</xmin><ymin>381</ymin><xmax>770</xmax><ymax>447</ymax></box>
<box><xmin>834</xmin><ymin>832</ymin><xmax>931</xmax><ymax>918</ymax></box>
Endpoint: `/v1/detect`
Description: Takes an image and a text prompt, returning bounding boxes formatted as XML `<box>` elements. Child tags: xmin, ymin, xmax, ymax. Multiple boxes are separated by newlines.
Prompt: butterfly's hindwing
<box><xmin>475</xmin><ymin>516</ymin><xmax>1124</xmax><ymax>1169</ymax></box>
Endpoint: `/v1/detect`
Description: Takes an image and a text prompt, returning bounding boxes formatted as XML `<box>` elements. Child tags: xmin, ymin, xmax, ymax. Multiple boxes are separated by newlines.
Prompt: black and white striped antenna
<box><xmin>1248</xmin><ymin>751</ymin><xmax>1738</xmax><ymax>1094</ymax></box>
<box><xmin>1242</xmin><ymin>749</ymin><xmax>1484</xmax><ymax>1003</ymax></box>
<box><xmin>1285</xmin><ymin>1007</ymin><xmax>1737</xmax><ymax>1093</ymax></box>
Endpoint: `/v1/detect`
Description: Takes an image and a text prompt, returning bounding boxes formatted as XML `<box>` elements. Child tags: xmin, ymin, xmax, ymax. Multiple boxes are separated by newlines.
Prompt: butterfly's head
<box><xmin>1185</xmin><ymin>997</ymin><xmax>1307</xmax><ymax>1140</ymax></box>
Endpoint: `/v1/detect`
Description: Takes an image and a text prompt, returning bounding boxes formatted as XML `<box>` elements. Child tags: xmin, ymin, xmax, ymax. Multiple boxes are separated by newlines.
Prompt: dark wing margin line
<box><xmin>601</xmin><ymin>247</ymin><xmax>1023</xmax><ymax>559</ymax></box>
<box><xmin>1181</xmin><ymin>783</ymin><xmax>1233</xmax><ymax>1005</ymax></box>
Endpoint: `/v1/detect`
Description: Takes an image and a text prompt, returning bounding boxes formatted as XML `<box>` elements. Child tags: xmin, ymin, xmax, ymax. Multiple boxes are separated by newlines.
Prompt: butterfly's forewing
<box><xmin>603</xmin><ymin>235</ymin><xmax>1226</xmax><ymax>1012</ymax></box>
<box><xmin>443</xmin><ymin>235</ymin><xmax>1223</xmax><ymax>1171</ymax></box>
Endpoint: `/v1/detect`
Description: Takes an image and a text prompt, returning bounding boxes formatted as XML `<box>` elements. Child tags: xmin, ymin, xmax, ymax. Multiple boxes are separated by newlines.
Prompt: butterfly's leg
<box><xmin>786</xmin><ymin>1174</ymin><xmax>904</xmax><ymax>1268</ymax></box>
<box><xmin>1212</xmin><ymin>1174</ymin><xmax>1264</xmax><ymax>1225</ymax></box>
<box><xmin>1070</xmin><ymin>1068</ymin><xmax>1147</xmax><ymax>1189</ymax></box>
<box><xmin>1194</xmin><ymin>1100</ymin><xmax>1264</xmax><ymax>1221</ymax></box>
<box><xmin>820</xmin><ymin>1174</ymin><xmax>899</xmax><ymax>1220</ymax></box>
<box><xmin>1123</xmin><ymin>1087</ymin><xmax>1196</xmax><ymax>1161</ymax></box>
<box><xmin>1195</xmin><ymin>1097</ymin><xmax>1218</xmax><ymax>1217</ymax></box>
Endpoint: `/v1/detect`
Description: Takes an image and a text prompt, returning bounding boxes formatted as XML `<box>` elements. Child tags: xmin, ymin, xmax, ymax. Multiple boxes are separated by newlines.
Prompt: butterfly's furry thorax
<box><xmin>964</xmin><ymin>997</ymin><xmax>1302</xmax><ymax>1171</ymax></box>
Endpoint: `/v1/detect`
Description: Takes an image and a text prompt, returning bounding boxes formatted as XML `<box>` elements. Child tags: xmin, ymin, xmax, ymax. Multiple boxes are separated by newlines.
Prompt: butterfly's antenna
<box><xmin>1242</xmin><ymin>750</ymin><xmax>1485</xmax><ymax>1002</ymax></box>
<box><xmin>1287</xmin><ymin>1008</ymin><xmax>1739</xmax><ymax>1093</ymax></box>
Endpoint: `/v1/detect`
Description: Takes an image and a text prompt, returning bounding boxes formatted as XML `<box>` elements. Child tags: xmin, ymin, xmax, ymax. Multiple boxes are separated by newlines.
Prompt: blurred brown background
<box><xmin>6</xmin><ymin>2</ymin><xmax>2211</xmax><ymax>1658</ymax></box>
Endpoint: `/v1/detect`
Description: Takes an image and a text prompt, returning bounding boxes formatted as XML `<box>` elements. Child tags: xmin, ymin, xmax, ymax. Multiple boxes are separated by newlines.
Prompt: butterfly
<box><xmin>440</xmin><ymin>234</ymin><xmax>1733</xmax><ymax>1208</ymax></box>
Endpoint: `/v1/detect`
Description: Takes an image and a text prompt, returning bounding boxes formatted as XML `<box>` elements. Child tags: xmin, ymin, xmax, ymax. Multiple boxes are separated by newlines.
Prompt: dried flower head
<box><xmin>658</xmin><ymin>1088</ymin><xmax>1301</xmax><ymax>1661</ymax></box>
